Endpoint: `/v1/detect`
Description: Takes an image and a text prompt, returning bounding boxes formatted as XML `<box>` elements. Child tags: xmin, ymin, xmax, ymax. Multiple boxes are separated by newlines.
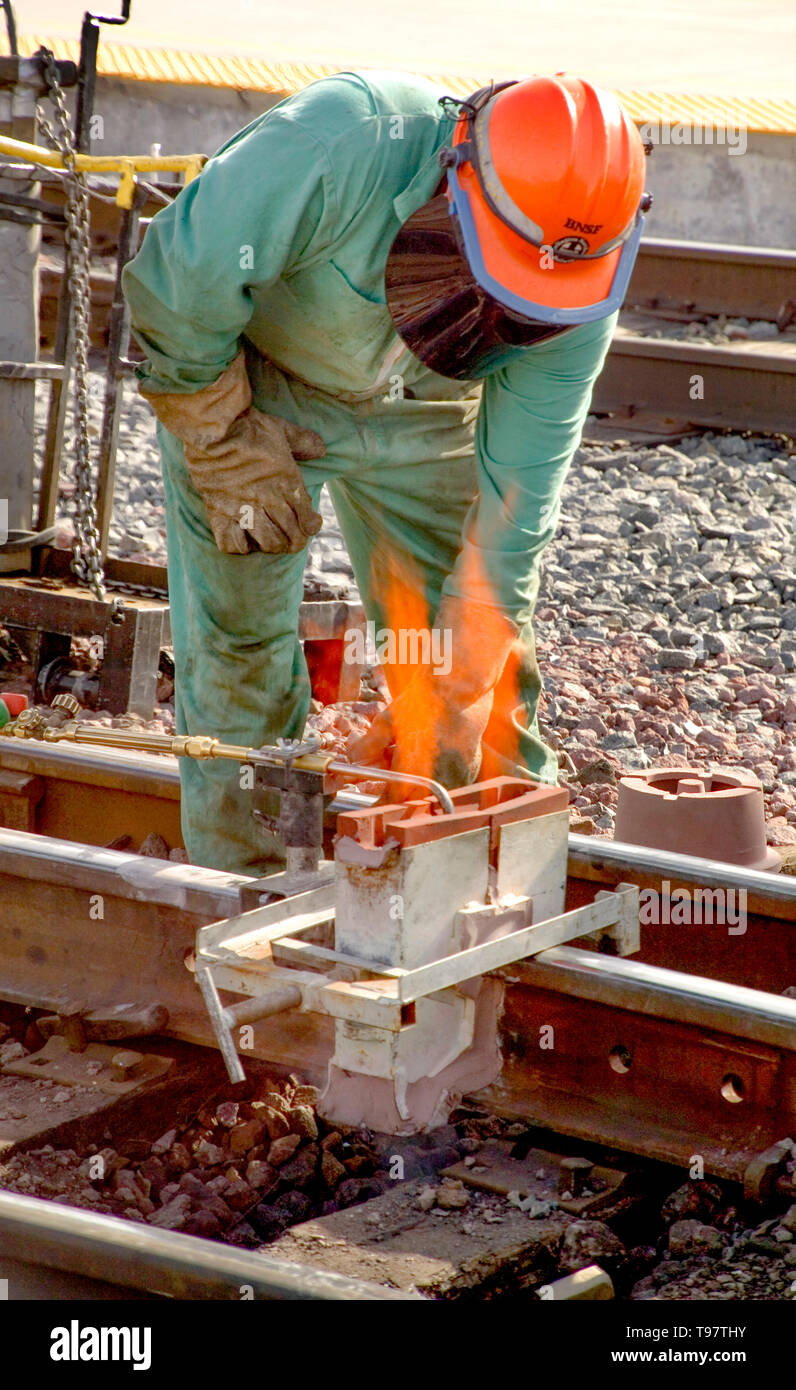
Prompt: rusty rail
<box><xmin>0</xmin><ymin>1188</ymin><xmax>417</xmax><ymax>1300</ymax></box>
<box><xmin>593</xmin><ymin>331</ymin><xmax>796</xmax><ymax>434</ymax></box>
<box><xmin>484</xmin><ymin>945</ymin><xmax>796</xmax><ymax>1179</ymax></box>
<box><xmin>628</xmin><ymin>237</ymin><xmax>796</xmax><ymax>322</ymax></box>
<box><xmin>0</xmin><ymin>785</ymin><xmax>793</xmax><ymax>1177</ymax></box>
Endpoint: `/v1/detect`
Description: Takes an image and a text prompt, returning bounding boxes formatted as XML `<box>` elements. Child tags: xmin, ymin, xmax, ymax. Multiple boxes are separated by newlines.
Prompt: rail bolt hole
<box><xmin>183</xmin><ymin>948</ymin><xmax>196</xmax><ymax>974</ymax></box>
<box><xmin>720</xmin><ymin>1073</ymin><xmax>744</xmax><ymax>1104</ymax></box>
<box><xmin>609</xmin><ymin>1045</ymin><xmax>632</xmax><ymax>1074</ymax></box>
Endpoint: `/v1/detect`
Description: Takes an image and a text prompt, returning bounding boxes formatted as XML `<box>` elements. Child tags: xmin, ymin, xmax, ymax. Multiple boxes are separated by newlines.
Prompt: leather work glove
<box><xmin>140</xmin><ymin>352</ymin><xmax>325</xmax><ymax>554</ymax></box>
<box><xmin>348</xmin><ymin>595</ymin><xmax>519</xmax><ymax>789</ymax></box>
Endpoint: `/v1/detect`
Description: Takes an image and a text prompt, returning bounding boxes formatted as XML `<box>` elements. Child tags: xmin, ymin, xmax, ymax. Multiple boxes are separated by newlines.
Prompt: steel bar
<box><xmin>566</xmin><ymin>837</ymin><xmax>796</xmax><ymax>1001</ymax></box>
<box><xmin>505</xmin><ymin>945</ymin><xmax>796</xmax><ymax>1052</ymax></box>
<box><xmin>568</xmin><ymin>833</ymin><xmax>796</xmax><ymax>914</ymax></box>
<box><xmin>195</xmin><ymin>965</ymin><xmax>245</xmax><ymax>1083</ymax></box>
<box><xmin>0</xmin><ymin>825</ymin><xmax>242</xmax><ymax>916</ymax></box>
<box><xmin>593</xmin><ymin>332</ymin><xmax>796</xmax><ymax>433</ymax></box>
<box><xmin>0</xmin><ymin>1189</ymin><xmax>417</xmax><ymax>1300</ymax></box>
<box><xmin>0</xmin><ymin>359</ymin><xmax>64</xmax><ymax>378</ymax></box>
<box><xmin>392</xmin><ymin>886</ymin><xmax>639</xmax><ymax>1004</ymax></box>
<box><xmin>74</xmin><ymin>11</ymin><xmax>102</xmax><ymax>155</ymax></box>
<box><xmin>221</xmin><ymin>986</ymin><xmax>302</xmax><ymax>1027</ymax></box>
<box><xmin>630</xmin><ymin>237</ymin><xmax>796</xmax><ymax>321</ymax></box>
<box><xmin>197</xmin><ymin>891</ymin><xmax>336</xmax><ymax>955</ymax></box>
<box><xmin>0</xmin><ymin>135</ymin><xmax>205</xmax><ymax>199</ymax></box>
<box><xmin>327</xmin><ymin>759</ymin><xmax>456</xmax><ymax>814</ymax></box>
<box><xmin>0</xmin><ymin>735</ymin><xmax>182</xmax><ymax>796</ymax></box>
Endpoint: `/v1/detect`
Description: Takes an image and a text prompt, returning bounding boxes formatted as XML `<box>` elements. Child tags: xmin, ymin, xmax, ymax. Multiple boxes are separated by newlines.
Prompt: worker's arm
<box><xmin>441</xmin><ymin>314</ymin><xmax>617</xmax><ymax>622</ymax></box>
<box><xmin>123</xmin><ymin>110</ymin><xmax>337</xmax><ymax>393</ymax></box>
<box><xmin>122</xmin><ymin>111</ymin><xmax>337</xmax><ymax>552</ymax></box>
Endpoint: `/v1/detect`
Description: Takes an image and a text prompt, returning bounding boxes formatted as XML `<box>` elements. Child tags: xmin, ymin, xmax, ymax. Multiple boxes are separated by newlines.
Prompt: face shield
<box><xmin>385</xmin><ymin>81</ymin><xmax>649</xmax><ymax>382</ymax></box>
<box><xmin>384</xmin><ymin>194</ymin><xmax>574</xmax><ymax>380</ymax></box>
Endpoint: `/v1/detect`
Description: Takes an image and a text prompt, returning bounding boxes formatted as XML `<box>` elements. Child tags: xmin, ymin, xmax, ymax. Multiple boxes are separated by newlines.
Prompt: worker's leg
<box><xmin>325</xmin><ymin>396</ymin><xmax>559</xmax><ymax>784</ymax></box>
<box><xmin>160</xmin><ymin>423</ymin><xmax>313</xmax><ymax>874</ymax></box>
<box><xmin>481</xmin><ymin>619</ymin><xmax>558</xmax><ymax>784</ymax></box>
<box><xmin>326</xmin><ymin>405</ymin><xmax>477</xmax><ymax>678</ymax></box>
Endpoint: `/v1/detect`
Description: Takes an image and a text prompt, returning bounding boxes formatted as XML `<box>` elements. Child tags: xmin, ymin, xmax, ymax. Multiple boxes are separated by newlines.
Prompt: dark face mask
<box><xmin>384</xmin><ymin>194</ymin><xmax>574</xmax><ymax>380</ymax></box>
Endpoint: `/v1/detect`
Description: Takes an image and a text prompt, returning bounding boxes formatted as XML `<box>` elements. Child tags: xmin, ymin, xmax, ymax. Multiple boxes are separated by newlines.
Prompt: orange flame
<box><xmin>371</xmin><ymin>552</ymin><xmax>441</xmax><ymax>780</ymax></box>
<box><xmin>367</xmin><ymin>544</ymin><xmax>524</xmax><ymax>785</ymax></box>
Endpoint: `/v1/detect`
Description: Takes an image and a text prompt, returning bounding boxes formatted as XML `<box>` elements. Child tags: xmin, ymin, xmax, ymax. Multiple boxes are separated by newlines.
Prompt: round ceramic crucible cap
<box><xmin>614</xmin><ymin>766</ymin><xmax>781</xmax><ymax>872</ymax></box>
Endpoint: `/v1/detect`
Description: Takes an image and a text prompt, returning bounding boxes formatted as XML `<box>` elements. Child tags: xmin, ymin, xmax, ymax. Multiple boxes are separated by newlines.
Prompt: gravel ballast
<box><xmin>23</xmin><ymin>376</ymin><xmax>796</xmax><ymax>846</ymax></box>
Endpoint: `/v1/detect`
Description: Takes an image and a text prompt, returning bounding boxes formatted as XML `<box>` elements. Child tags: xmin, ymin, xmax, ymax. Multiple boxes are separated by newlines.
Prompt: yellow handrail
<box><xmin>0</xmin><ymin>135</ymin><xmax>206</xmax><ymax>207</ymax></box>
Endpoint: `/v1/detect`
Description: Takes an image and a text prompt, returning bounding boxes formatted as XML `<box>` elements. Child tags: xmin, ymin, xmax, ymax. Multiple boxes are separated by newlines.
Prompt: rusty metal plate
<box><xmin>476</xmin><ymin>982</ymin><xmax>796</xmax><ymax>1180</ymax></box>
<box><xmin>4</xmin><ymin>1036</ymin><xmax>174</xmax><ymax>1095</ymax></box>
<box><xmin>441</xmin><ymin>1138</ymin><xmax>628</xmax><ymax>1216</ymax></box>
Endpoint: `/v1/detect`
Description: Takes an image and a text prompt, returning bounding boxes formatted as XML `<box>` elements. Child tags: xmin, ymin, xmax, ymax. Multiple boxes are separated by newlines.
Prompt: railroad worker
<box><xmin>123</xmin><ymin>71</ymin><xmax>649</xmax><ymax>874</ymax></box>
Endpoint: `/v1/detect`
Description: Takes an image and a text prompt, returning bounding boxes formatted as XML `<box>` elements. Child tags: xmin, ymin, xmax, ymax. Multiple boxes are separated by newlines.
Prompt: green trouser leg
<box><xmin>329</xmin><ymin>458</ymin><xmax>558</xmax><ymax>789</ymax></box>
<box><xmin>161</xmin><ymin>367</ymin><xmax>558</xmax><ymax>874</ymax></box>
<box><xmin>323</xmin><ymin>403</ymin><xmax>558</xmax><ymax>787</ymax></box>
<box><xmin>160</xmin><ymin>422</ymin><xmax>314</xmax><ymax>874</ymax></box>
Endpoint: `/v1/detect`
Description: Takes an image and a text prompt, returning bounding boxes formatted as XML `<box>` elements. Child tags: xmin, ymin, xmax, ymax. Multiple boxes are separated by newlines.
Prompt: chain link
<box><xmin>35</xmin><ymin>47</ymin><xmax>124</xmax><ymax>624</ymax></box>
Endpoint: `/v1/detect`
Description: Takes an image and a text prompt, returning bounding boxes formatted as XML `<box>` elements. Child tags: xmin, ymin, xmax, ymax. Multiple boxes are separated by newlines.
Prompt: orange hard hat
<box><xmin>441</xmin><ymin>75</ymin><xmax>650</xmax><ymax>322</ymax></box>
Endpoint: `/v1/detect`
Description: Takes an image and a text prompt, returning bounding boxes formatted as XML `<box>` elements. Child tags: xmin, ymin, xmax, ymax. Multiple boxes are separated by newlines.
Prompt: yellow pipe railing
<box><xmin>0</xmin><ymin>135</ymin><xmax>206</xmax><ymax>207</ymax></box>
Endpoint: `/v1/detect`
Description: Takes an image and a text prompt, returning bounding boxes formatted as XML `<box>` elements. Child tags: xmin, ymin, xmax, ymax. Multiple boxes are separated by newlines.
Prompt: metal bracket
<box><xmin>260</xmin><ymin>734</ymin><xmax>322</xmax><ymax>766</ymax></box>
<box><xmin>3</xmin><ymin>1034</ymin><xmax>173</xmax><ymax>1094</ymax></box>
<box><xmin>196</xmin><ymin>882</ymin><xmax>641</xmax><ymax>1081</ymax></box>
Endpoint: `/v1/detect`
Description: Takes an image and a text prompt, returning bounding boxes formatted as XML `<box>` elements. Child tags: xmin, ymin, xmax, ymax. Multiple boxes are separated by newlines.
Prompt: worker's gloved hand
<box><xmin>140</xmin><ymin>352</ymin><xmax>325</xmax><ymax>554</ymax></box>
<box><xmin>348</xmin><ymin>596</ymin><xmax>519</xmax><ymax>789</ymax></box>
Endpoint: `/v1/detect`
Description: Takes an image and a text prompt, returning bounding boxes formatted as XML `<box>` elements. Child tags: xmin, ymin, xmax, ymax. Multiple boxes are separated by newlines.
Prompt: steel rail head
<box><xmin>0</xmin><ymin>1188</ymin><xmax>421</xmax><ymax>1300</ymax></box>
<box><xmin>511</xmin><ymin>944</ymin><xmax>796</xmax><ymax>1050</ymax></box>
<box><xmin>569</xmin><ymin>833</ymin><xmax>796</xmax><ymax>906</ymax></box>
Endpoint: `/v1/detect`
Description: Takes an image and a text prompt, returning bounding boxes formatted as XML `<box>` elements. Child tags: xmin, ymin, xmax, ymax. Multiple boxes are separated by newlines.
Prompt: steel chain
<box><xmin>35</xmin><ymin>47</ymin><xmax>124</xmax><ymax>624</ymax></box>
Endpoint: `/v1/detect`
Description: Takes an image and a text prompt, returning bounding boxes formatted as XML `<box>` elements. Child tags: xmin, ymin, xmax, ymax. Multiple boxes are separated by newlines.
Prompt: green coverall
<box><xmin>123</xmin><ymin>70</ymin><xmax>615</xmax><ymax>875</ymax></box>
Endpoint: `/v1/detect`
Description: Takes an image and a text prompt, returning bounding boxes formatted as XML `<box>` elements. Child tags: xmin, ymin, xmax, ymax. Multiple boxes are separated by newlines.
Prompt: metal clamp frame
<box><xmin>196</xmin><ymin>882</ymin><xmax>641</xmax><ymax>1082</ymax></box>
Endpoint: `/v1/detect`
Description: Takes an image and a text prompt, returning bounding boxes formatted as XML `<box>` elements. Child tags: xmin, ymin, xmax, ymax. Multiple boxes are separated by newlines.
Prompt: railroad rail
<box><xmin>629</xmin><ymin>238</ymin><xmax>796</xmax><ymax>323</ymax></box>
<box><xmin>0</xmin><ymin>740</ymin><xmax>793</xmax><ymax>1184</ymax></box>
<box><xmin>599</xmin><ymin>237</ymin><xmax>796</xmax><ymax>435</ymax></box>
<box><xmin>592</xmin><ymin>329</ymin><xmax>796</xmax><ymax>436</ymax></box>
<box><xmin>0</xmin><ymin>1188</ymin><xmax>417</xmax><ymax>1300</ymax></box>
